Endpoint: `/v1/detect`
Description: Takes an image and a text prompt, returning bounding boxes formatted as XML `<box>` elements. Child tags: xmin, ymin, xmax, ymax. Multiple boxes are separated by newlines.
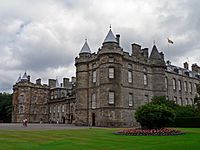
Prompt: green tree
<box><xmin>194</xmin><ymin>84</ymin><xmax>200</xmax><ymax>109</ymax></box>
<box><xmin>0</xmin><ymin>93</ymin><xmax>12</xmax><ymax>123</ymax></box>
<box><xmin>135</xmin><ymin>103</ymin><xmax>175</xmax><ymax>129</ymax></box>
<box><xmin>151</xmin><ymin>96</ymin><xmax>178</xmax><ymax>110</ymax></box>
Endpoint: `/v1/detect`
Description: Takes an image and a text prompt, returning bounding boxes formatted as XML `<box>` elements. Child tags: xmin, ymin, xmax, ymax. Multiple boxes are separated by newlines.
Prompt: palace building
<box><xmin>12</xmin><ymin>28</ymin><xmax>200</xmax><ymax>127</ymax></box>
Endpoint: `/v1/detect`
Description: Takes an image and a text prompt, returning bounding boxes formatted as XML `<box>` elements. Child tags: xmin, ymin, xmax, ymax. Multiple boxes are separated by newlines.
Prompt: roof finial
<box><xmin>153</xmin><ymin>40</ymin><xmax>156</xmax><ymax>45</ymax></box>
<box><xmin>109</xmin><ymin>24</ymin><xmax>112</xmax><ymax>29</ymax></box>
<box><xmin>85</xmin><ymin>37</ymin><xmax>87</xmax><ymax>42</ymax></box>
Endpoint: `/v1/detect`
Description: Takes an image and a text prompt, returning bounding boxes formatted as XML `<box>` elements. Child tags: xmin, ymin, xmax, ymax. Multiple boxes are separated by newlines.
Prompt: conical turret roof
<box><xmin>150</xmin><ymin>45</ymin><xmax>162</xmax><ymax>59</ymax></box>
<box><xmin>16</xmin><ymin>75</ymin><xmax>21</xmax><ymax>83</ymax></box>
<box><xmin>103</xmin><ymin>28</ymin><xmax>117</xmax><ymax>44</ymax></box>
<box><xmin>21</xmin><ymin>72</ymin><xmax>28</xmax><ymax>80</ymax></box>
<box><xmin>80</xmin><ymin>39</ymin><xmax>91</xmax><ymax>54</ymax></box>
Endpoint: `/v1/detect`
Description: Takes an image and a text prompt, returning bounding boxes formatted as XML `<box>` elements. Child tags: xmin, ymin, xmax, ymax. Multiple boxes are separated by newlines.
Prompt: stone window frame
<box><xmin>128</xmin><ymin>71</ymin><xmax>132</xmax><ymax>83</ymax></box>
<box><xmin>174</xmin><ymin>97</ymin><xmax>178</xmax><ymax>104</ymax></box>
<box><xmin>179</xmin><ymin>97</ymin><xmax>183</xmax><ymax>105</ymax></box>
<box><xmin>108</xmin><ymin>91</ymin><xmax>115</xmax><ymax>105</ymax></box>
<box><xmin>108</xmin><ymin>56</ymin><xmax>114</xmax><ymax>62</ymax></box>
<box><xmin>92</xmin><ymin>70</ymin><xmax>97</xmax><ymax>83</ymax></box>
<box><xmin>186</xmin><ymin>98</ymin><xmax>189</xmax><ymax>105</ymax></box>
<box><xmin>184</xmin><ymin>81</ymin><xmax>188</xmax><ymax>92</ymax></box>
<box><xmin>143</xmin><ymin>67</ymin><xmax>148</xmax><ymax>86</ymax></box>
<box><xmin>19</xmin><ymin>105</ymin><xmax>24</xmax><ymax>114</ymax></box>
<box><xmin>108</xmin><ymin>67</ymin><xmax>114</xmax><ymax>79</ymax></box>
<box><xmin>178</xmin><ymin>80</ymin><xmax>182</xmax><ymax>91</ymax></box>
<box><xmin>189</xmin><ymin>82</ymin><xmax>192</xmax><ymax>94</ymax></box>
<box><xmin>128</xmin><ymin>64</ymin><xmax>132</xmax><ymax>69</ymax></box>
<box><xmin>144</xmin><ymin>94</ymin><xmax>149</xmax><ymax>104</ymax></box>
<box><xmin>128</xmin><ymin>93</ymin><xmax>133</xmax><ymax>107</ymax></box>
<box><xmin>172</xmin><ymin>78</ymin><xmax>176</xmax><ymax>91</ymax></box>
<box><xmin>165</xmin><ymin>77</ymin><xmax>168</xmax><ymax>89</ymax></box>
<box><xmin>91</xmin><ymin>93</ymin><xmax>96</xmax><ymax>109</ymax></box>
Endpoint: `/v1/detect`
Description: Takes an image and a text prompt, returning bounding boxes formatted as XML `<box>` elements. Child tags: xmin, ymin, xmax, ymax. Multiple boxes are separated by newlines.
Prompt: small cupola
<box><xmin>16</xmin><ymin>74</ymin><xmax>21</xmax><ymax>83</ymax></box>
<box><xmin>21</xmin><ymin>72</ymin><xmax>28</xmax><ymax>81</ymax></box>
<box><xmin>103</xmin><ymin>27</ymin><xmax>118</xmax><ymax>44</ymax></box>
<box><xmin>150</xmin><ymin>45</ymin><xmax>162</xmax><ymax>60</ymax></box>
<box><xmin>79</xmin><ymin>39</ymin><xmax>91</xmax><ymax>54</ymax></box>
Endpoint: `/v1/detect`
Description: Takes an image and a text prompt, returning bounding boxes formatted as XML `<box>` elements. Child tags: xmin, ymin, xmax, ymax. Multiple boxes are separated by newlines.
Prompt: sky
<box><xmin>0</xmin><ymin>0</ymin><xmax>200</xmax><ymax>93</ymax></box>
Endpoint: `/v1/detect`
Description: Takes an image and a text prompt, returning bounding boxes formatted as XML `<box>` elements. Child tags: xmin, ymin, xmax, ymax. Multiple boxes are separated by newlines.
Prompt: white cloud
<box><xmin>0</xmin><ymin>0</ymin><xmax>200</xmax><ymax>92</ymax></box>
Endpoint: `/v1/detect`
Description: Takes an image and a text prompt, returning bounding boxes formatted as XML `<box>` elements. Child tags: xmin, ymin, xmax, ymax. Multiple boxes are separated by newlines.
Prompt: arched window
<box><xmin>19</xmin><ymin>105</ymin><xmax>24</xmax><ymax>114</ymax></box>
<box><xmin>172</xmin><ymin>79</ymin><xmax>176</xmax><ymax>90</ymax></box>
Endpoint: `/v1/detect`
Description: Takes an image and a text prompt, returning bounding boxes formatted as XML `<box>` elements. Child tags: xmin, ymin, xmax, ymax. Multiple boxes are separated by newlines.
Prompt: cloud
<box><xmin>0</xmin><ymin>0</ymin><xmax>200</xmax><ymax>92</ymax></box>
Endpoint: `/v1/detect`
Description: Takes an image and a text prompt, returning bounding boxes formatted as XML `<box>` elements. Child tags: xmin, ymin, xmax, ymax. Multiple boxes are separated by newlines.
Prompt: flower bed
<box><xmin>114</xmin><ymin>128</ymin><xmax>184</xmax><ymax>136</ymax></box>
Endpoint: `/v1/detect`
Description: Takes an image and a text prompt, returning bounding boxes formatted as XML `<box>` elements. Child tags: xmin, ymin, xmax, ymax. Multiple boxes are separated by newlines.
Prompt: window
<box><xmin>174</xmin><ymin>97</ymin><xmax>177</xmax><ymax>104</ymax></box>
<box><xmin>165</xmin><ymin>77</ymin><xmax>168</xmax><ymax>89</ymax></box>
<box><xmin>50</xmin><ymin>107</ymin><xmax>51</xmax><ymax>113</ymax></box>
<box><xmin>62</xmin><ymin>105</ymin><xmax>65</xmax><ymax>112</ymax></box>
<box><xmin>189</xmin><ymin>82</ymin><xmax>192</xmax><ymax>93</ymax></box>
<box><xmin>109</xmin><ymin>68</ymin><xmax>114</xmax><ymax>79</ymax></box>
<box><xmin>186</xmin><ymin>98</ymin><xmax>189</xmax><ymax>105</ymax></box>
<box><xmin>179</xmin><ymin>97</ymin><xmax>183</xmax><ymax>105</ymax></box>
<box><xmin>191</xmin><ymin>98</ymin><xmax>193</xmax><ymax>105</ymax></box>
<box><xmin>92</xmin><ymin>70</ymin><xmax>96</xmax><ymax>83</ymax></box>
<box><xmin>178</xmin><ymin>80</ymin><xmax>182</xmax><ymax>91</ymax></box>
<box><xmin>184</xmin><ymin>81</ymin><xmax>187</xmax><ymax>92</ymax></box>
<box><xmin>128</xmin><ymin>64</ymin><xmax>132</xmax><ymax>69</ymax></box>
<box><xmin>57</xmin><ymin>105</ymin><xmax>60</xmax><ymax>113</ymax></box>
<box><xmin>109</xmin><ymin>57</ymin><xmax>114</xmax><ymax>62</ymax></box>
<box><xmin>53</xmin><ymin>106</ymin><xmax>56</xmax><ymax>113</ymax></box>
<box><xmin>19</xmin><ymin>105</ymin><xmax>24</xmax><ymax>114</ymax></box>
<box><xmin>108</xmin><ymin>92</ymin><xmax>114</xmax><ymax>104</ymax></box>
<box><xmin>18</xmin><ymin>94</ymin><xmax>25</xmax><ymax>103</ymax></box>
<box><xmin>128</xmin><ymin>93</ymin><xmax>133</xmax><ymax>106</ymax></box>
<box><xmin>145</xmin><ymin>95</ymin><xmax>149</xmax><ymax>103</ymax></box>
<box><xmin>92</xmin><ymin>93</ymin><xmax>96</xmax><ymax>109</ymax></box>
<box><xmin>172</xmin><ymin>79</ymin><xmax>176</xmax><ymax>90</ymax></box>
<box><xmin>144</xmin><ymin>74</ymin><xmax>147</xmax><ymax>85</ymax></box>
<box><xmin>194</xmin><ymin>84</ymin><xmax>197</xmax><ymax>92</ymax></box>
<box><xmin>128</xmin><ymin>71</ymin><xmax>132</xmax><ymax>83</ymax></box>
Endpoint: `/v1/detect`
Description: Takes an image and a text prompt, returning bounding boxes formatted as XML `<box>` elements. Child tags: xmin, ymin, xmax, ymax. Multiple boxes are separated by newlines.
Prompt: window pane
<box><xmin>92</xmin><ymin>94</ymin><xmax>96</xmax><ymax>109</ymax></box>
<box><xmin>144</xmin><ymin>74</ymin><xmax>147</xmax><ymax>85</ymax></box>
<box><xmin>128</xmin><ymin>93</ymin><xmax>133</xmax><ymax>106</ymax></box>
<box><xmin>109</xmin><ymin>68</ymin><xmax>114</xmax><ymax>79</ymax></box>
<box><xmin>172</xmin><ymin>79</ymin><xmax>176</xmax><ymax>90</ymax></box>
<box><xmin>109</xmin><ymin>92</ymin><xmax>114</xmax><ymax>104</ymax></box>
<box><xmin>128</xmin><ymin>71</ymin><xmax>132</xmax><ymax>83</ymax></box>
<box><xmin>93</xmin><ymin>70</ymin><xmax>96</xmax><ymax>83</ymax></box>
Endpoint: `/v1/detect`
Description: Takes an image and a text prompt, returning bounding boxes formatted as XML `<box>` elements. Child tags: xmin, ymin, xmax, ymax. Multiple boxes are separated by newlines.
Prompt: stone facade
<box><xmin>12</xmin><ymin>75</ymin><xmax>75</xmax><ymax>123</ymax></box>
<box><xmin>12</xmin><ymin>28</ymin><xmax>200</xmax><ymax>127</ymax></box>
<box><xmin>75</xmin><ymin>28</ymin><xmax>200</xmax><ymax>127</ymax></box>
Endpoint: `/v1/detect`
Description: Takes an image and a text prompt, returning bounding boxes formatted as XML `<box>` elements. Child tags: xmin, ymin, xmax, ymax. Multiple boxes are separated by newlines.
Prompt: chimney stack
<box><xmin>184</xmin><ymin>62</ymin><xmax>189</xmax><ymax>70</ymax></box>
<box><xmin>132</xmin><ymin>43</ymin><xmax>141</xmax><ymax>56</ymax></box>
<box><xmin>36</xmin><ymin>78</ymin><xmax>41</xmax><ymax>85</ymax></box>
<box><xmin>116</xmin><ymin>34</ymin><xmax>120</xmax><ymax>45</ymax></box>
<box><xmin>27</xmin><ymin>75</ymin><xmax>30</xmax><ymax>82</ymax></box>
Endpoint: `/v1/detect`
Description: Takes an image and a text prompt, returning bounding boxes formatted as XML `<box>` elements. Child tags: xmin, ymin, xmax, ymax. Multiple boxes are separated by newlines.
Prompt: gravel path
<box><xmin>0</xmin><ymin>123</ymin><xmax>95</xmax><ymax>130</ymax></box>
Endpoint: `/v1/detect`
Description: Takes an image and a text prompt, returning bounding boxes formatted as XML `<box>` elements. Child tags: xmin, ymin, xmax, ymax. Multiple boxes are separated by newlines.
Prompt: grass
<box><xmin>0</xmin><ymin>128</ymin><xmax>200</xmax><ymax>150</ymax></box>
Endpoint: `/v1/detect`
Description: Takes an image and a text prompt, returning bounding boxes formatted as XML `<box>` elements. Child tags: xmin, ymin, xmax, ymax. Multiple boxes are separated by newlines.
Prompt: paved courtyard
<box><xmin>0</xmin><ymin>123</ymin><xmax>95</xmax><ymax>130</ymax></box>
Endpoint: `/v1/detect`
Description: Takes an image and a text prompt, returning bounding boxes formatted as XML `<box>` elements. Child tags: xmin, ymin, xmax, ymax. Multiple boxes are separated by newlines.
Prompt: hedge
<box><xmin>166</xmin><ymin>117</ymin><xmax>200</xmax><ymax>128</ymax></box>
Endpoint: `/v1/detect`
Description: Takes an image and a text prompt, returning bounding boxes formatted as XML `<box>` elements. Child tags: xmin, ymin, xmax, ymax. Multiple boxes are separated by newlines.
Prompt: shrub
<box><xmin>175</xmin><ymin>105</ymin><xmax>196</xmax><ymax>117</ymax></box>
<box><xmin>135</xmin><ymin>103</ymin><xmax>175</xmax><ymax>129</ymax></box>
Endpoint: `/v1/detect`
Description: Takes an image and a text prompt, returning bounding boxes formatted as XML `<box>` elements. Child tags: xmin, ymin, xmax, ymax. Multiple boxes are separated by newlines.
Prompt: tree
<box><xmin>0</xmin><ymin>93</ymin><xmax>12</xmax><ymax>123</ymax></box>
<box><xmin>194</xmin><ymin>84</ymin><xmax>200</xmax><ymax>109</ymax></box>
<box><xmin>151</xmin><ymin>96</ymin><xmax>178</xmax><ymax>110</ymax></box>
<box><xmin>135</xmin><ymin>103</ymin><xmax>175</xmax><ymax>129</ymax></box>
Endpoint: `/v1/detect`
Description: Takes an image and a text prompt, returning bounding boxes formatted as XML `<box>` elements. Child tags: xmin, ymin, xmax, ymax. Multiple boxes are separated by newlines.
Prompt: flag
<box><xmin>167</xmin><ymin>38</ymin><xmax>174</xmax><ymax>44</ymax></box>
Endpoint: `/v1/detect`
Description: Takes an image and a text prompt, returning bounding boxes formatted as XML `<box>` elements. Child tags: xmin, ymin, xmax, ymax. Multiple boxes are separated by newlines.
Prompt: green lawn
<box><xmin>0</xmin><ymin>128</ymin><xmax>200</xmax><ymax>150</ymax></box>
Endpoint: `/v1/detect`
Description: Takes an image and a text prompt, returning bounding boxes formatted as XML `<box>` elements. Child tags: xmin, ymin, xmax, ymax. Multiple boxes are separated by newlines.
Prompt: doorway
<box><xmin>92</xmin><ymin>113</ymin><xmax>95</xmax><ymax>126</ymax></box>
